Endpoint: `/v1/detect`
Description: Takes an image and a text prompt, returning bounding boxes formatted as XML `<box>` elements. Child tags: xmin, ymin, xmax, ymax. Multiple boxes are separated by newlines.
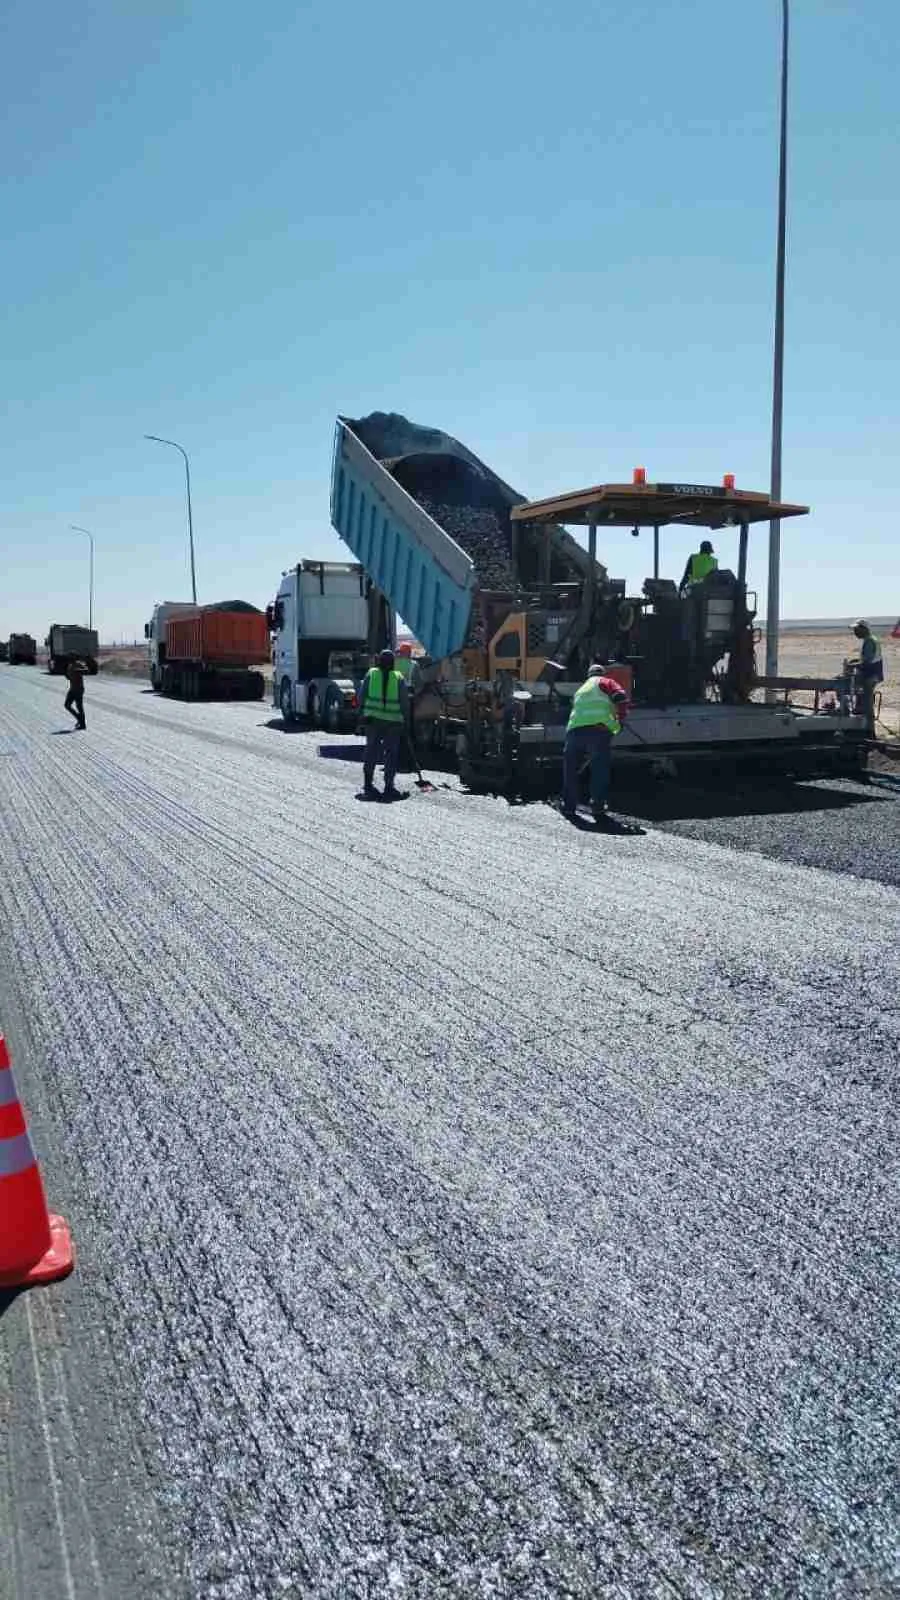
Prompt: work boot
<box><xmin>362</xmin><ymin>777</ymin><xmax>379</xmax><ymax>799</ymax></box>
<box><xmin>76</xmin><ymin>719</ymin><xmax>87</xmax><ymax>731</ymax></box>
<box><xmin>382</xmin><ymin>785</ymin><xmax>408</xmax><ymax>802</ymax></box>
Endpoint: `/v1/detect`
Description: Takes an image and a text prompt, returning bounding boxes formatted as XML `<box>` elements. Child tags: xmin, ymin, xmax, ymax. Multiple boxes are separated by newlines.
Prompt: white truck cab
<box><xmin>269</xmin><ymin>561</ymin><xmax>374</xmax><ymax>730</ymax></box>
<box><xmin>144</xmin><ymin>602</ymin><xmax>196</xmax><ymax>691</ymax></box>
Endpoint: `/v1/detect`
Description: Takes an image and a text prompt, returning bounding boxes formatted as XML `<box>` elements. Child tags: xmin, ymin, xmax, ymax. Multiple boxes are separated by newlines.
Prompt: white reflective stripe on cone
<box><xmin>0</xmin><ymin>1131</ymin><xmax>36</xmax><ymax>1178</ymax></box>
<box><xmin>0</xmin><ymin>1072</ymin><xmax>19</xmax><ymax>1107</ymax></box>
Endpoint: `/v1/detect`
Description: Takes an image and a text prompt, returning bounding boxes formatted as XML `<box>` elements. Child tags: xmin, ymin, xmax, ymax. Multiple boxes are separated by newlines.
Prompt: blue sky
<box><xmin>2</xmin><ymin>0</ymin><xmax>897</xmax><ymax>643</ymax></box>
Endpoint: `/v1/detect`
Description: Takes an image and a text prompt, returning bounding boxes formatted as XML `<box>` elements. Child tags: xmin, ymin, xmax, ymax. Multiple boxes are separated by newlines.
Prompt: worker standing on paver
<box><xmin>561</xmin><ymin>662</ymin><xmax>628</xmax><ymax>823</ymax></box>
<box><xmin>64</xmin><ymin>658</ymin><xmax>88</xmax><ymax>731</ymax></box>
<box><xmin>360</xmin><ymin>648</ymin><xmax>409</xmax><ymax>800</ymax></box>
<box><xmin>679</xmin><ymin>539</ymin><xmax>718</xmax><ymax>594</ymax></box>
<box><xmin>848</xmin><ymin>620</ymin><xmax>883</xmax><ymax>735</ymax></box>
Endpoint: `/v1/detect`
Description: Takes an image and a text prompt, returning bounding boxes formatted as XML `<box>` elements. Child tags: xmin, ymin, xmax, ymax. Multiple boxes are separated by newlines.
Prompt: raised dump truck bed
<box><xmin>331</xmin><ymin>413</ymin><xmax>602</xmax><ymax>658</ymax></box>
<box><xmin>331</xmin><ymin>419</ymin><xmax>476</xmax><ymax>660</ymax></box>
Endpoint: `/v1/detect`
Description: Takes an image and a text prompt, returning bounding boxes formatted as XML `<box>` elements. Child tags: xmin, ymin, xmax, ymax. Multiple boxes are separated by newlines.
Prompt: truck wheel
<box><xmin>324</xmin><ymin>692</ymin><xmax>342</xmax><ymax>733</ymax></box>
<box><xmin>280</xmin><ymin>678</ymin><xmax>296</xmax><ymax>725</ymax></box>
<box><xmin>307</xmin><ymin>687</ymin><xmax>320</xmax><ymax>726</ymax></box>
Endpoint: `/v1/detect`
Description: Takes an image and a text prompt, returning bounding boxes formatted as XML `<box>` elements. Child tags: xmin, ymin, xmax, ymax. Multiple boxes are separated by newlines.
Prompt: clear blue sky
<box><xmin>2</xmin><ymin>0</ymin><xmax>897</xmax><ymax>643</ymax></box>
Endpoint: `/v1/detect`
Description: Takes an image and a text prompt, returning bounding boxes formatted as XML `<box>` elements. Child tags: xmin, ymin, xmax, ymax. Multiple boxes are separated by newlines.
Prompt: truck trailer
<box><xmin>45</xmin><ymin>623</ymin><xmax>99</xmax><ymax>676</ymax></box>
<box><xmin>8</xmin><ymin>634</ymin><xmax>37</xmax><ymax>666</ymax></box>
<box><xmin>329</xmin><ymin>413</ymin><xmax>868</xmax><ymax>789</ymax></box>
<box><xmin>268</xmin><ymin>560</ymin><xmax>378</xmax><ymax>731</ymax></box>
<box><xmin>145</xmin><ymin>602</ymin><xmax>267</xmax><ymax>700</ymax></box>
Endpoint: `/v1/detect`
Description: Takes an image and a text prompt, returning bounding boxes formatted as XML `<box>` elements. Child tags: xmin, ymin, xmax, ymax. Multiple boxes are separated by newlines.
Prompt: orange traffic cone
<box><xmin>0</xmin><ymin>1034</ymin><xmax>74</xmax><ymax>1288</ymax></box>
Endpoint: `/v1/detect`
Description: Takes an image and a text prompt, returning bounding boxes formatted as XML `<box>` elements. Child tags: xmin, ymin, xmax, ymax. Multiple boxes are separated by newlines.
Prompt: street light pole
<box><xmin>765</xmin><ymin>0</ymin><xmax>789</xmax><ymax>687</ymax></box>
<box><xmin>145</xmin><ymin>435</ymin><xmax>197</xmax><ymax>604</ymax></box>
<box><xmin>69</xmin><ymin>525</ymin><xmax>95</xmax><ymax>630</ymax></box>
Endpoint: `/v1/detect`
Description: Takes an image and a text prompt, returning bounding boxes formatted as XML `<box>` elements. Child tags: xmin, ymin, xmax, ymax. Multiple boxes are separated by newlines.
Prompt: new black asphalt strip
<box><xmin>1</xmin><ymin>668</ymin><xmax>898</xmax><ymax>1599</ymax></box>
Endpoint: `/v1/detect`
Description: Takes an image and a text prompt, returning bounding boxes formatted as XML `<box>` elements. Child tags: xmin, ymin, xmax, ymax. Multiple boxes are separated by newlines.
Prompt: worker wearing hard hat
<box><xmin>561</xmin><ymin>663</ymin><xmax>628</xmax><ymax>823</ymax></box>
<box><xmin>848</xmin><ymin>620</ymin><xmax>884</xmax><ymax>735</ymax></box>
<box><xmin>394</xmin><ymin>641</ymin><xmax>416</xmax><ymax>684</ymax></box>
<box><xmin>360</xmin><ymin>648</ymin><xmax>410</xmax><ymax>800</ymax></box>
<box><xmin>679</xmin><ymin>540</ymin><xmax>718</xmax><ymax>594</ymax></box>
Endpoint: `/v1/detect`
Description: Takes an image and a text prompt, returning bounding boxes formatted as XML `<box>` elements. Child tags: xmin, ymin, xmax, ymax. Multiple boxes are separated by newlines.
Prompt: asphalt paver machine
<box><xmin>331</xmin><ymin>417</ymin><xmax>868</xmax><ymax>789</ymax></box>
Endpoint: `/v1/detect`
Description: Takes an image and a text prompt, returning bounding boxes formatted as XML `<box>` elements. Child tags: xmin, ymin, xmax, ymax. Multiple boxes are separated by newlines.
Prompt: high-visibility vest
<box><xmin>689</xmin><ymin>551</ymin><xmax>718</xmax><ymax>583</ymax></box>
<box><xmin>394</xmin><ymin>656</ymin><xmax>414</xmax><ymax>682</ymax></box>
<box><xmin>361</xmin><ymin>667</ymin><xmax>404</xmax><ymax>723</ymax></box>
<box><xmin>861</xmin><ymin>635</ymin><xmax>883</xmax><ymax>678</ymax></box>
<box><xmin>566</xmin><ymin>677</ymin><xmax>621</xmax><ymax>736</ymax></box>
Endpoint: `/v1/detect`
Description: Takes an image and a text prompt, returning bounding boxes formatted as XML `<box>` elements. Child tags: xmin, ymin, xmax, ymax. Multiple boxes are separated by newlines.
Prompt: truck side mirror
<box><xmin>144</xmin><ymin>623</ymin><xmax>150</xmax><ymax>639</ymax></box>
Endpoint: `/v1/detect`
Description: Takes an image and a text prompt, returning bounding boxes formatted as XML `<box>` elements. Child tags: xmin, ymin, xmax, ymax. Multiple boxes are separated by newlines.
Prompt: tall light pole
<box><xmin>765</xmin><ymin>0</ymin><xmax>789</xmax><ymax>686</ymax></box>
<box><xmin>69</xmin><ymin>525</ymin><xmax>95</xmax><ymax>631</ymax></box>
<box><xmin>145</xmin><ymin>435</ymin><xmax>197</xmax><ymax>604</ymax></box>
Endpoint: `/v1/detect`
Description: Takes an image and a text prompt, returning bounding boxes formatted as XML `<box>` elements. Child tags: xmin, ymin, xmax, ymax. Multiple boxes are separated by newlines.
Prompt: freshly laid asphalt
<box><xmin>1</xmin><ymin>666</ymin><xmax>898</xmax><ymax>1599</ymax></box>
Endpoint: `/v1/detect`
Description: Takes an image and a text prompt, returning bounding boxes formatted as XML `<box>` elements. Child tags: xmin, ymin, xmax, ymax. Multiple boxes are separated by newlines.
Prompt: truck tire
<box><xmin>324</xmin><ymin>690</ymin><xmax>343</xmax><ymax>733</ymax></box>
<box><xmin>307</xmin><ymin>687</ymin><xmax>320</xmax><ymax>727</ymax></box>
<box><xmin>280</xmin><ymin>678</ymin><xmax>296</xmax><ymax>725</ymax></box>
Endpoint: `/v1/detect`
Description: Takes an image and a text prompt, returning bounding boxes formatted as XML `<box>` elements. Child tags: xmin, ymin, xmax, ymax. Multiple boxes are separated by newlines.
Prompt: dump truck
<box><xmin>268</xmin><ymin>561</ymin><xmax>374</xmax><ymax>730</ymax></box>
<box><xmin>8</xmin><ymin>634</ymin><xmax>37</xmax><ymax>666</ymax></box>
<box><xmin>329</xmin><ymin>412</ymin><xmax>868</xmax><ymax>787</ymax></box>
<box><xmin>145</xmin><ymin>601</ymin><xmax>267</xmax><ymax>700</ymax></box>
<box><xmin>45</xmin><ymin>623</ymin><xmax>99</xmax><ymax>676</ymax></box>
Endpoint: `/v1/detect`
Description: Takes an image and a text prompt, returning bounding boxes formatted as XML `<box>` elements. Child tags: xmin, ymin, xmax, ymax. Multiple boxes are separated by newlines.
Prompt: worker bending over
<box><xmin>849</xmin><ymin>620</ymin><xmax>883</xmax><ymax>735</ymax></box>
<box><xmin>679</xmin><ymin>539</ymin><xmax>717</xmax><ymax>594</ymax></box>
<box><xmin>562</xmin><ymin>663</ymin><xmax>628</xmax><ymax>822</ymax></box>
<box><xmin>360</xmin><ymin>648</ymin><xmax>409</xmax><ymax>800</ymax></box>
<box><xmin>64</xmin><ymin>658</ymin><xmax>87</xmax><ymax>731</ymax></box>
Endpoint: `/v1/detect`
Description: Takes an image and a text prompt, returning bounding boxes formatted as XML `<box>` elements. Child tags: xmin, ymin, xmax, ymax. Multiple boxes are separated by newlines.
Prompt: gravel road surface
<box><xmin>1</xmin><ymin>666</ymin><xmax>898</xmax><ymax>1599</ymax></box>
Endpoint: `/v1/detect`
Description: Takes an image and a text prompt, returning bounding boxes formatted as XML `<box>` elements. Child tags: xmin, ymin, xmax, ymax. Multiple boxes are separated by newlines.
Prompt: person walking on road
<box><xmin>561</xmin><ymin>663</ymin><xmax>628</xmax><ymax>822</ymax></box>
<box><xmin>848</xmin><ymin>620</ymin><xmax>884</xmax><ymax>736</ymax></box>
<box><xmin>360</xmin><ymin>648</ymin><xmax>409</xmax><ymax>800</ymax></box>
<box><xmin>64</xmin><ymin>658</ymin><xmax>88</xmax><ymax>730</ymax></box>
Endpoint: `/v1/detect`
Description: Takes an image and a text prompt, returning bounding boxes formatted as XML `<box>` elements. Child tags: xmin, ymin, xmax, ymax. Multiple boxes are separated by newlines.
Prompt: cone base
<box><xmin>0</xmin><ymin>1213</ymin><xmax>75</xmax><ymax>1289</ymax></box>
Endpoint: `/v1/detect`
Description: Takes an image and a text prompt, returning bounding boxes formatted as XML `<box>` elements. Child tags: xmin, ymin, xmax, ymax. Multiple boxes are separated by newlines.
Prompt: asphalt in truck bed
<box><xmin>1</xmin><ymin>666</ymin><xmax>898</xmax><ymax>1599</ymax></box>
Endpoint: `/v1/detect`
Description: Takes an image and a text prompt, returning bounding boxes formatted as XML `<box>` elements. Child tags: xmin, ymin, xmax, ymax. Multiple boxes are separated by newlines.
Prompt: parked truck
<box><xmin>329</xmin><ymin>412</ymin><xmax>868</xmax><ymax>788</ymax></box>
<box><xmin>8</xmin><ymin>634</ymin><xmax>37</xmax><ymax>666</ymax></box>
<box><xmin>145</xmin><ymin>601</ymin><xmax>268</xmax><ymax>700</ymax></box>
<box><xmin>45</xmin><ymin>623</ymin><xmax>99</xmax><ymax>676</ymax></box>
<box><xmin>268</xmin><ymin>561</ymin><xmax>376</xmax><ymax>730</ymax></box>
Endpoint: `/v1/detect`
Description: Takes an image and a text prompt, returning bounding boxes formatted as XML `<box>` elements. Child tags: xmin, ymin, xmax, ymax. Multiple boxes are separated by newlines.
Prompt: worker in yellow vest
<box><xmin>562</xmin><ymin>663</ymin><xmax>628</xmax><ymax>822</ymax></box>
<box><xmin>679</xmin><ymin>540</ymin><xmax>718</xmax><ymax>594</ymax></box>
<box><xmin>360</xmin><ymin>648</ymin><xmax>410</xmax><ymax>800</ymax></box>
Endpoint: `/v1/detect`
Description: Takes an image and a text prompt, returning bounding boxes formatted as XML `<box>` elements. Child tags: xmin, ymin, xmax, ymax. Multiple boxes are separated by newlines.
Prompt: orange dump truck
<box><xmin>160</xmin><ymin>602</ymin><xmax>268</xmax><ymax>700</ymax></box>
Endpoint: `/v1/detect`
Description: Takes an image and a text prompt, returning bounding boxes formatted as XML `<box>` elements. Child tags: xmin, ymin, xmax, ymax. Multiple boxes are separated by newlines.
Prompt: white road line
<box><xmin>24</xmin><ymin>1296</ymin><xmax>77</xmax><ymax>1600</ymax></box>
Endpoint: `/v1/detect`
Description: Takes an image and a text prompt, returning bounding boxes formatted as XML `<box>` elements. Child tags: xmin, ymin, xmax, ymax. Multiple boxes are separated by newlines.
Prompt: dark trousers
<box><xmin>64</xmin><ymin>688</ymin><xmax>85</xmax><ymax>727</ymax></box>
<box><xmin>364</xmin><ymin>724</ymin><xmax>402</xmax><ymax>787</ymax></box>
<box><xmin>563</xmin><ymin>725</ymin><xmax>612</xmax><ymax>812</ymax></box>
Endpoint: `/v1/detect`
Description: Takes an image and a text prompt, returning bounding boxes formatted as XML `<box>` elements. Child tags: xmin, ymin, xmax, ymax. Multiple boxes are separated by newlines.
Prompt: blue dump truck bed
<box><xmin>330</xmin><ymin>413</ymin><xmax>600</xmax><ymax>659</ymax></box>
<box><xmin>330</xmin><ymin>419</ymin><xmax>476</xmax><ymax>660</ymax></box>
